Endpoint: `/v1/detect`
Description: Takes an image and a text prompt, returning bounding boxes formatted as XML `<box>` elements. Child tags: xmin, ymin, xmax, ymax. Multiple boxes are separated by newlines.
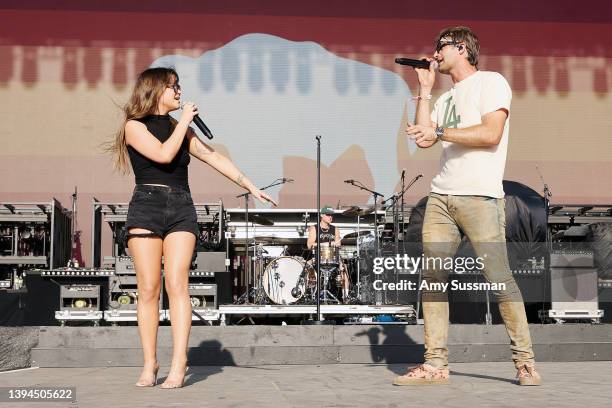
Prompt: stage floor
<box><xmin>1</xmin><ymin>362</ymin><xmax>611</xmax><ymax>407</ymax></box>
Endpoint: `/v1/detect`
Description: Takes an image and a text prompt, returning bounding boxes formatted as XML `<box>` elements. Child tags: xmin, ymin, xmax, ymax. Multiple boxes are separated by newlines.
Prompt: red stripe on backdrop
<box><xmin>3</xmin><ymin>45</ymin><xmax>609</xmax><ymax>93</ymax></box>
<box><xmin>83</xmin><ymin>48</ymin><xmax>103</xmax><ymax>87</ymax></box>
<box><xmin>62</xmin><ymin>47</ymin><xmax>78</xmax><ymax>89</ymax></box>
<box><xmin>0</xmin><ymin>46</ymin><xmax>12</xmax><ymax>84</ymax></box>
<box><xmin>1</xmin><ymin>10</ymin><xmax>611</xmax><ymax>57</ymax></box>
<box><xmin>2</xmin><ymin>0</ymin><xmax>611</xmax><ymax>23</ymax></box>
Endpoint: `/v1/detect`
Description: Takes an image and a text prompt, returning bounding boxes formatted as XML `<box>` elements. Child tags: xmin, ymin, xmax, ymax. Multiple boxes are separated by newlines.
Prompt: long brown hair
<box><xmin>106</xmin><ymin>67</ymin><xmax>179</xmax><ymax>173</ymax></box>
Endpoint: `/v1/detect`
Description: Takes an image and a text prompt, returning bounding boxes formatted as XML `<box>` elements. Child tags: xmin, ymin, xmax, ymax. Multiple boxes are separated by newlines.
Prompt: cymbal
<box><xmin>341</xmin><ymin>205</ymin><xmax>375</xmax><ymax>217</ymax></box>
<box><xmin>341</xmin><ymin>231</ymin><xmax>371</xmax><ymax>245</ymax></box>
<box><xmin>341</xmin><ymin>206</ymin><xmax>360</xmax><ymax>216</ymax></box>
<box><xmin>231</xmin><ymin>214</ymin><xmax>274</xmax><ymax>226</ymax></box>
<box><xmin>251</xmin><ymin>214</ymin><xmax>274</xmax><ymax>226</ymax></box>
<box><xmin>253</xmin><ymin>236</ymin><xmax>306</xmax><ymax>245</ymax></box>
<box><xmin>342</xmin><ymin>231</ymin><xmax>370</xmax><ymax>240</ymax></box>
<box><xmin>340</xmin><ymin>238</ymin><xmax>358</xmax><ymax>246</ymax></box>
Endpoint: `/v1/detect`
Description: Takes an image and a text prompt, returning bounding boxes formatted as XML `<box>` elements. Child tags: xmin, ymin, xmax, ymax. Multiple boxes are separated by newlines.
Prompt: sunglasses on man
<box><xmin>435</xmin><ymin>40</ymin><xmax>459</xmax><ymax>53</ymax></box>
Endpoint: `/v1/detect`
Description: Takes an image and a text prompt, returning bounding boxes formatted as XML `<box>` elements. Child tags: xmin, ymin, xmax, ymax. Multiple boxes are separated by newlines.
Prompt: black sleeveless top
<box><xmin>316</xmin><ymin>224</ymin><xmax>336</xmax><ymax>243</ymax></box>
<box><xmin>127</xmin><ymin>114</ymin><xmax>190</xmax><ymax>190</ymax></box>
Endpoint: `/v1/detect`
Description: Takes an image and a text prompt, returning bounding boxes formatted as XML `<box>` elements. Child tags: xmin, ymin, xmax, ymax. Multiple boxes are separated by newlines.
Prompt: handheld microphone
<box><xmin>193</xmin><ymin>115</ymin><xmax>214</xmax><ymax>140</ymax></box>
<box><xmin>182</xmin><ymin>102</ymin><xmax>214</xmax><ymax>140</ymax></box>
<box><xmin>394</xmin><ymin>58</ymin><xmax>435</xmax><ymax>69</ymax></box>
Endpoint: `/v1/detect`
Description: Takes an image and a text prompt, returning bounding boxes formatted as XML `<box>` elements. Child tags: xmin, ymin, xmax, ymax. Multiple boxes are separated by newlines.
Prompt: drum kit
<box><xmin>238</xmin><ymin>208</ymin><xmax>375</xmax><ymax>306</ymax></box>
<box><xmin>234</xmin><ymin>171</ymin><xmax>420</xmax><ymax>307</ymax></box>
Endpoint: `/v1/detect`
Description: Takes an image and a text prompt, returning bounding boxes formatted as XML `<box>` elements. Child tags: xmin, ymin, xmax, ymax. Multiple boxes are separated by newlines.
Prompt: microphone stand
<box><xmin>382</xmin><ymin>174</ymin><xmax>422</xmax><ymax>209</ymax></box>
<box><xmin>346</xmin><ymin>181</ymin><xmax>384</xmax><ymax>257</ymax></box>
<box><xmin>236</xmin><ymin>178</ymin><xmax>288</xmax><ymax>304</ymax></box>
<box><xmin>382</xmin><ymin>174</ymin><xmax>422</xmax><ymax>304</ymax></box>
<box><xmin>536</xmin><ymin>167</ymin><xmax>553</xmax><ymax>250</ymax></box>
<box><xmin>389</xmin><ymin>174</ymin><xmax>423</xmax><ymax>315</ymax></box>
<box><xmin>385</xmin><ymin>184</ymin><xmax>400</xmax><ymax>304</ymax></box>
<box><xmin>303</xmin><ymin>136</ymin><xmax>333</xmax><ymax>325</ymax></box>
<box><xmin>536</xmin><ymin>166</ymin><xmax>553</xmax><ymax>323</ymax></box>
<box><xmin>400</xmin><ymin>171</ymin><xmax>408</xmax><ymax>307</ymax></box>
<box><xmin>345</xmin><ymin>180</ymin><xmax>384</xmax><ymax>304</ymax></box>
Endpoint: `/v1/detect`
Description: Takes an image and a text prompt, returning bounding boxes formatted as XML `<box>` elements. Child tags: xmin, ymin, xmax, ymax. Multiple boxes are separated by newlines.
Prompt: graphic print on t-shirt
<box><xmin>441</xmin><ymin>96</ymin><xmax>461</xmax><ymax>128</ymax></box>
<box><xmin>318</xmin><ymin>225</ymin><xmax>336</xmax><ymax>243</ymax></box>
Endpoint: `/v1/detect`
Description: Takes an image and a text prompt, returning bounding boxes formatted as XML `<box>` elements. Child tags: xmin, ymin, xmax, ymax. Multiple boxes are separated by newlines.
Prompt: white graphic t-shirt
<box><xmin>430</xmin><ymin>70</ymin><xmax>512</xmax><ymax>198</ymax></box>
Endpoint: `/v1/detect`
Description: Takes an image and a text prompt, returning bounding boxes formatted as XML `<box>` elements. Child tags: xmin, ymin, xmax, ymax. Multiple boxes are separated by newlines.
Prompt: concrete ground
<box><xmin>1</xmin><ymin>362</ymin><xmax>611</xmax><ymax>408</ymax></box>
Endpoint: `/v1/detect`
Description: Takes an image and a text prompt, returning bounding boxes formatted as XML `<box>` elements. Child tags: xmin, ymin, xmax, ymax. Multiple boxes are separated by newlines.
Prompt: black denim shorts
<box><xmin>125</xmin><ymin>184</ymin><xmax>198</xmax><ymax>239</ymax></box>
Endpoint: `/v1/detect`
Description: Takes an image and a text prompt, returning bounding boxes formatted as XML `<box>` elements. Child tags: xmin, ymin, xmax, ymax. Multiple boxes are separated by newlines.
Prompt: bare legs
<box><xmin>129</xmin><ymin>229</ymin><xmax>195</xmax><ymax>388</ymax></box>
<box><xmin>129</xmin><ymin>229</ymin><xmax>162</xmax><ymax>386</ymax></box>
<box><xmin>161</xmin><ymin>231</ymin><xmax>195</xmax><ymax>388</ymax></box>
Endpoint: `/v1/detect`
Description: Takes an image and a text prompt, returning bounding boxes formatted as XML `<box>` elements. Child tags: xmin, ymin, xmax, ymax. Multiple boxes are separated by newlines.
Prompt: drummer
<box><xmin>307</xmin><ymin>206</ymin><xmax>340</xmax><ymax>249</ymax></box>
<box><xmin>307</xmin><ymin>206</ymin><xmax>350</xmax><ymax>300</ymax></box>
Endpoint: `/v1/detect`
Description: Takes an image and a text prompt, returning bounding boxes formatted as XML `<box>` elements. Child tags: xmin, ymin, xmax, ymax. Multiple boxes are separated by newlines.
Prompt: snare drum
<box><xmin>317</xmin><ymin>242</ymin><xmax>340</xmax><ymax>266</ymax></box>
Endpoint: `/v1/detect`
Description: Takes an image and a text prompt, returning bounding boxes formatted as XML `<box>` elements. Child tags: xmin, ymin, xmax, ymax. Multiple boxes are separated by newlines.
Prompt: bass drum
<box><xmin>262</xmin><ymin>256</ymin><xmax>315</xmax><ymax>305</ymax></box>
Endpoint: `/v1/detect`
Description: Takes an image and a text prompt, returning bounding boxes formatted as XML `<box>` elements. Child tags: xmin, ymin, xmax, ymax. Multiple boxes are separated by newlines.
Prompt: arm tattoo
<box><xmin>236</xmin><ymin>173</ymin><xmax>245</xmax><ymax>186</ymax></box>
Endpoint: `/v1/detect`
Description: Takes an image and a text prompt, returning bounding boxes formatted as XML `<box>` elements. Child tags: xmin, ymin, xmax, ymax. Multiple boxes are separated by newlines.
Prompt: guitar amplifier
<box><xmin>56</xmin><ymin>284</ymin><xmax>103</xmax><ymax>324</ymax></box>
<box><xmin>188</xmin><ymin>283</ymin><xmax>217</xmax><ymax>310</ymax></box>
<box><xmin>165</xmin><ymin>283</ymin><xmax>218</xmax><ymax>322</ymax></box>
<box><xmin>108</xmin><ymin>274</ymin><xmax>164</xmax><ymax>311</ymax></box>
<box><xmin>59</xmin><ymin>284</ymin><xmax>101</xmax><ymax>311</ymax></box>
<box><xmin>115</xmin><ymin>256</ymin><xmax>137</xmax><ymax>275</ymax></box>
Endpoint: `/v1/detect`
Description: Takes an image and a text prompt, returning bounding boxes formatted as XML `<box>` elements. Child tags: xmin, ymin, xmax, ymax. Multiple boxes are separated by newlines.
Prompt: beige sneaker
<box><xmin>516</xmin><ymin>364</ymin><xmax>542</xmax><ymax>386</ymax></box>
<box><xmin>393</xmin><ymin>364</ymin><xmax>450</xmax><ymax>386</ymax></box>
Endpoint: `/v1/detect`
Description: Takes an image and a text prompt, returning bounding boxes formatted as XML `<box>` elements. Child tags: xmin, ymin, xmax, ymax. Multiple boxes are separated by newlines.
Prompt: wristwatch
<box><xmin>435</xmin><ymin>126</ymin><xmax>445</xmax><ymax>141</ymax></box>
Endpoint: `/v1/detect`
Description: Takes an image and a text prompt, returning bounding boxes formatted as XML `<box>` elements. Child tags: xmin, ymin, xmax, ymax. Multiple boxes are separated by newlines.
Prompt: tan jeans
<box><xmin>421</xmin><ymin>193</ymin><xmax>535</xmax><ymax>369</ymax></box>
